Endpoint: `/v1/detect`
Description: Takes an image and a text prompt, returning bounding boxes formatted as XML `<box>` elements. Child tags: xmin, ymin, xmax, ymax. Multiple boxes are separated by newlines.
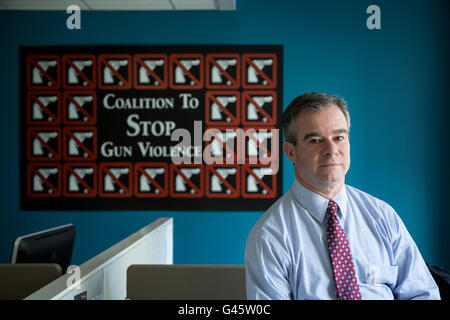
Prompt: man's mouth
<box><xmin>320</xmin><ymin>163</ymin><xmax>341</xmax><ymax>167</ymax></box>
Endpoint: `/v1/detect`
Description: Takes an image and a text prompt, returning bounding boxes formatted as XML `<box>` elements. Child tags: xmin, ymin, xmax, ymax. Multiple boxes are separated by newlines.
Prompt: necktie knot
<box><xmin>327</xmin><ymin>200</ymin><xmax>339</xmax><ymax>218</ymax></box>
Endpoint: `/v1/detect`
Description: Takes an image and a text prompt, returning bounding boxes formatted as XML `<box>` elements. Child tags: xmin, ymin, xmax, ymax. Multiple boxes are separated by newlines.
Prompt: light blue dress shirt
<box><xmin>245</xmin><ymin>179</ymin><xmax>440</xmax><ymax>300</ymax></box>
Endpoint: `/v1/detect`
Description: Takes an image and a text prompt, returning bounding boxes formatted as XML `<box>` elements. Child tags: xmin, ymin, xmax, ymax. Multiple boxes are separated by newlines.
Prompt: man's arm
<box><xmin>245</xmin><ymin>228</ymin><xmax>293</xmax><ymax>300</ymax></box>
<box><xmin>388</xmin><ymin>208</ymin><xmax>441</xmax><ymax>300</ymax></box>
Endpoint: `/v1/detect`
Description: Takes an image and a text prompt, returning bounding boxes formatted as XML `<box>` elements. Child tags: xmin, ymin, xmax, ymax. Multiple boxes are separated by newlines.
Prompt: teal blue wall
<box><xmin>1</xmin><ymin>0</ymin><xmax>449</xmax><ymax>268</ymax></box>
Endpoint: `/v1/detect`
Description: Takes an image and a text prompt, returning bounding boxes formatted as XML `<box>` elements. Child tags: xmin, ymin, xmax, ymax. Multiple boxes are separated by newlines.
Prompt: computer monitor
<box><xmin>11</xmin><ymin>224</ymin><xmax>75</xmax><ymax>274</ymax></box>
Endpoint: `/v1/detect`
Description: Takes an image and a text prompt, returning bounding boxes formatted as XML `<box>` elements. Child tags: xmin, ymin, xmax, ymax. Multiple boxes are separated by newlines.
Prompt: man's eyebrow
<box><xmin>303</xmin><ymin>132</ymin><xmax>320</xmax><ymax>141</ymax></box>
<box><xmin>302</xmin><ymin>129</ymin><xmax>348</xmax><ymax>141</ymax></box>
<box><xmin>333</xmin><ymin>129</ymin><xmax>348</xmax><ymax>135</ymax></box>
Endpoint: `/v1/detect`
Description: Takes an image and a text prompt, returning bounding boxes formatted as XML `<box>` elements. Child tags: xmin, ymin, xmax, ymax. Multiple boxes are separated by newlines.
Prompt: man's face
<box><xmin>283</xmin><ymin>104</ymin><xmax>350</xmax><ymax>194</ymax></box>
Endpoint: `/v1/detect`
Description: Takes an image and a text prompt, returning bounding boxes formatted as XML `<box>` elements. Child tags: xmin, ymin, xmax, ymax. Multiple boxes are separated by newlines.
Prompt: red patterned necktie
<box><xmin>326</xmin><ymin>200</ymin><xmax>362</xmax><ymax>300</ymax></box>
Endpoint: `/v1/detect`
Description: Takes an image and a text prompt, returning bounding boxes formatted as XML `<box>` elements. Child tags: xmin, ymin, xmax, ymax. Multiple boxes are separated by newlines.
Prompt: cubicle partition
<box><xmin>26</xmin><ymin>217</ymin><xmax>173</xmax><ymax>300</ymax></box>
<box><xmin>127</xmin><ymin>265</ymin><xmax>246</xmax><ymax>300</ymax></box>
<box><xmin>0</xmin><ymin>264</ymin><xmax>62</xmax><ymax>300</ymax></box>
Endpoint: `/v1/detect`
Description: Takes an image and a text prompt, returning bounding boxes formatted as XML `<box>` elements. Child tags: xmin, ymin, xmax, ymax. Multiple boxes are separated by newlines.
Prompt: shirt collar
<box><xmin>291</xmin><ymin>179</ymin><xmax>348</xmax><ymax>224</ymax></box>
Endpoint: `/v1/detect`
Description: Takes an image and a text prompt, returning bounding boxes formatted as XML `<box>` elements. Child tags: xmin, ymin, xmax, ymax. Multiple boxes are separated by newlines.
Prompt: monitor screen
<box><xmin>11</xmin><ymin>224</ymin><xmax>75</xmax><ymax>274</ymax></box>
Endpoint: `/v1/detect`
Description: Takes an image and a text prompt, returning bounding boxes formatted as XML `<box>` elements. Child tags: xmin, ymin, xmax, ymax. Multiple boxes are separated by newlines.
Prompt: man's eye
<box><xmin>310</xmin><ymin>139</ymin><xmax>321</xmax><ymax>144</ymax></box>
<box><xmin>336</xmin><ymin>136</ymin><xmax>345</xmax><ymax>141</ymax></box>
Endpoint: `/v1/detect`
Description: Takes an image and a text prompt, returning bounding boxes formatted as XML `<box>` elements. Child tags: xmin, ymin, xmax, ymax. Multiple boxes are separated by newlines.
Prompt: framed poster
<box><xmin>20</xmin><ymin>45</ymin><xmax>283</xmax><ymax>211</ymax></box>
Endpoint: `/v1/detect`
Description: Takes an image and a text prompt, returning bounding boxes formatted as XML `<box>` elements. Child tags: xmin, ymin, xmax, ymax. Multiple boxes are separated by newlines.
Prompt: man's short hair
<box><xmin>281</xmin><ymin>92</ymin><xmax>350</xmax><ymax>145</ymax></box>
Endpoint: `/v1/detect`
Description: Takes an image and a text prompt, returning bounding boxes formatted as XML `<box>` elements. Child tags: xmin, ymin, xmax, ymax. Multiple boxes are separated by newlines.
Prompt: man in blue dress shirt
<box><xmin>245</xmin><ymin>92</ymin><xmax>440</xmax><ymax>300</ymax></box>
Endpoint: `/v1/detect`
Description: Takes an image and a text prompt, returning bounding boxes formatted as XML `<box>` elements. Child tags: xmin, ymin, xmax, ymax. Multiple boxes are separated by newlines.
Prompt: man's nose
<box><xmin>322</xmin><ymin>140</ymin><xmax>339</xmax><ymax>157</ymax></box>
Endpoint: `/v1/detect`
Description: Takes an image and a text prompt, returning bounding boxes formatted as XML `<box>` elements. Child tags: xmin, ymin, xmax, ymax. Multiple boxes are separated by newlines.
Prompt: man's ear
<box><xmin>283</xmin><ymin>141</ymin><xmax>296</xmax><ymax>163</ymax></box>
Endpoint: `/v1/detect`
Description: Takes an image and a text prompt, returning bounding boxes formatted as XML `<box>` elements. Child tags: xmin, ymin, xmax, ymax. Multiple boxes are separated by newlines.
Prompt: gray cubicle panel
<box><xmin>0</xmin><ymin>263</ymin><xmax>62</xmax><ymax>300</ymax></box>
<box><xmin>26</xmin><ymin>217</ymin><xmax>173</xmax><ymax>300</ymax></box>
<box><xmin>126</xmin><ymin>264</ymin><xmax>246</xmax><ymax>300</ymax></box>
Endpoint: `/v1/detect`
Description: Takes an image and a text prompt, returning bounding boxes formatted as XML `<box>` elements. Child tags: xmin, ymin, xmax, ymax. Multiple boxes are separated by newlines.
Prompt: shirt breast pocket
<box><xmin>365</xmin><ymin>265</ymin><xmax>398</xmax><ymax>289</ymax></box>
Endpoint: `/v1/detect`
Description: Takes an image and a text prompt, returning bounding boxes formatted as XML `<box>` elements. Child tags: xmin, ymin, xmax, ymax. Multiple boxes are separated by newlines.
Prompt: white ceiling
<box><xmin>0</xmin><ymin>0</ymin><xmax>236</xmax><ymax>11</ymax></box>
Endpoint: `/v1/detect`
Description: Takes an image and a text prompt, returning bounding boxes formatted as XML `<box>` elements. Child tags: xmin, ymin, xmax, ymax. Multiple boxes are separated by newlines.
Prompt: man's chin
<box><xmin>315</xmin><ymin>173</ymin><xmax>345</xmax><ymax>186</ymax></box>
<box><xmin>317</xmin><ymin>166</ymin><xmax>346</xmax><ymax>178</ymax></box>
<box><xmin>296</xmin><ymin>173</ymin><xmax>343</xmax><ymax>189</ymax></box>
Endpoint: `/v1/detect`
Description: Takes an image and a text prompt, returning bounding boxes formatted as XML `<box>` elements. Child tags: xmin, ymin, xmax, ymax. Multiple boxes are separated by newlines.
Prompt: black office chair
<box><xmin>427</xmin><ymin>263</ymin><xmax>450</xmax><ymax>300</ymax></box>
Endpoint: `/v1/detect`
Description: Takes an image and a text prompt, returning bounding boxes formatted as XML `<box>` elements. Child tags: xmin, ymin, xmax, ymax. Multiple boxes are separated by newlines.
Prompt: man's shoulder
<box><xmin>345</xmin><ymin>184</ymin><xmax>399</xmax><ymax>231</ymax></box>
<box><xmin>248</xmin><ymin>189</ymin><xmax>294</xmax><ymax>238</ymax></box>
<box><xmin>345</xmin><ymin>184</ymin><xmax>393</xmax><ymax>210</ymax></box>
